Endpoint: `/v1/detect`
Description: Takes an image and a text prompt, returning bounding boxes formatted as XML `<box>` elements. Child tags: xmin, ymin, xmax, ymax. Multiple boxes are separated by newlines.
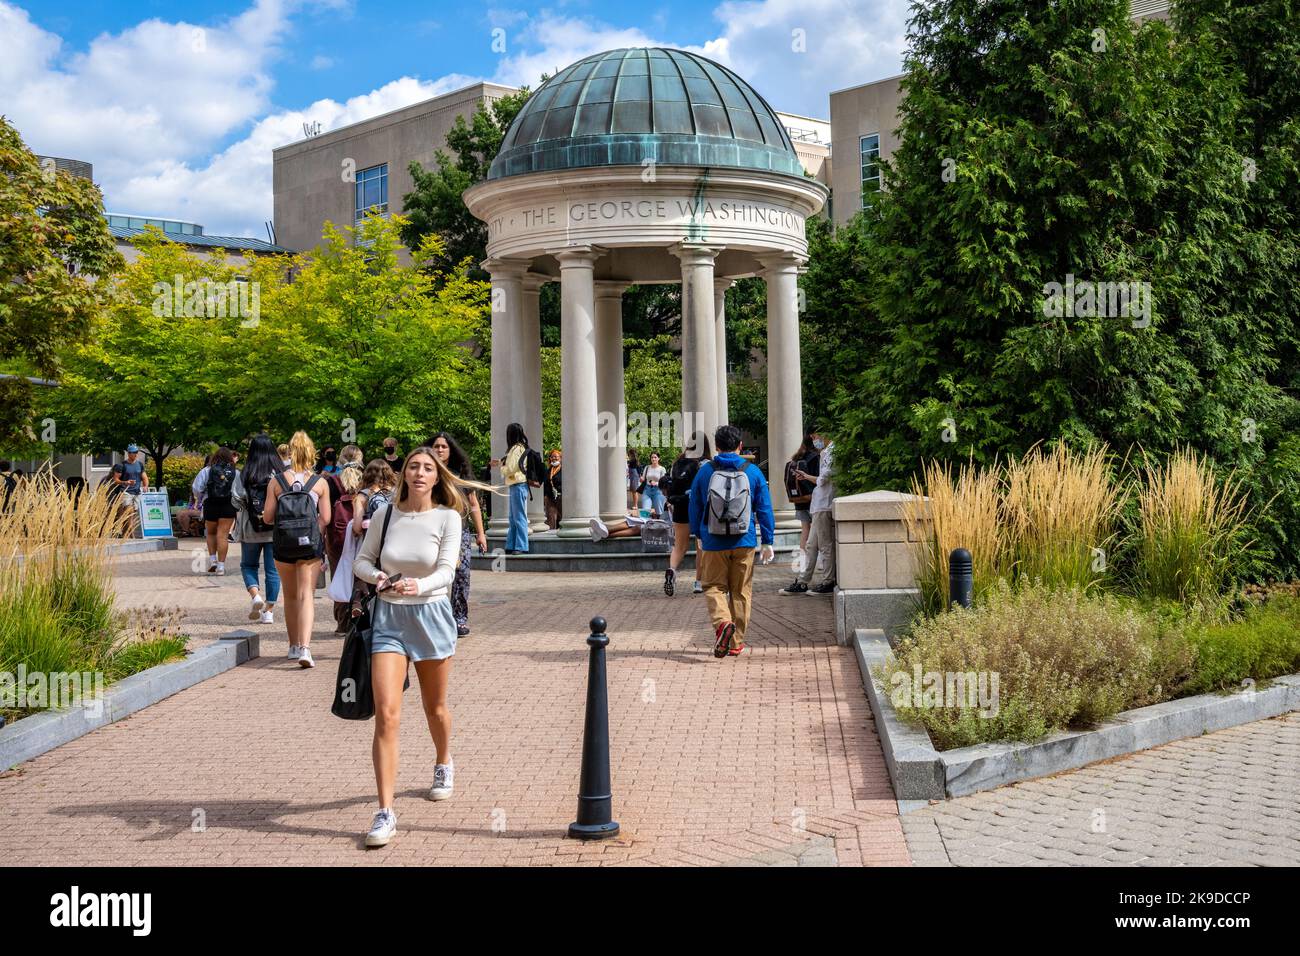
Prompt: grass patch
<box><xmin>0</xmin><ymin>474</ymin><xmax>189</xmax><ymax>724</ymax></box>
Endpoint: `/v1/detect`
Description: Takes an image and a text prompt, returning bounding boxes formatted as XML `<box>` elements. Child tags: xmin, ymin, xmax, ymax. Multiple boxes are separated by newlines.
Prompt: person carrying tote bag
<box><xmin>331</xmin><ymin>505</ymin><xmax>395</xmax><ymax>721</ymax></box>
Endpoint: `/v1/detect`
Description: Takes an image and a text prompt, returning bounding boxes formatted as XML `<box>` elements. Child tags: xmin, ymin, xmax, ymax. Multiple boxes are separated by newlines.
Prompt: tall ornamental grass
<box><xmin>0</xmin><ymin>473</ymin><xmax>186</xmax><ymax>722</ymax></box>
<box><xmin>1003</xmin><ymin>443</ymin><xmax>1123</xmax><ymax>591</ymax></box>
<box><xmin>907</xmin><ymin>444</ymin><xmax>1250</xmax><ymax>608</ymax></box>
<box><xmin>1134</xmin><ymin>448</ymin><xmax>1251</xmax><ymax>605</ymax></box>
<box><xmin>905</xmin><ymin>459</ymin><xmax>1003</xmax><ymax>613</ymax></box>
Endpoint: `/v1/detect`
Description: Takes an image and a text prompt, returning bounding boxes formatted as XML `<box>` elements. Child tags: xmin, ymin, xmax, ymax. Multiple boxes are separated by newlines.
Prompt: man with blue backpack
<box><xmin>689</xmin><ymin>424</ymin><xmax>776</xmax><ymax>659</ymax></box>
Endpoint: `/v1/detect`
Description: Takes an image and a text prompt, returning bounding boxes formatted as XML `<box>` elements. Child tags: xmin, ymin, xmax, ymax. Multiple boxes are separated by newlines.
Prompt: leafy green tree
<box><xmin>400</xmin><ymin>89</ymin><xmax>532</xmax><ymax>277</ymax></box>
<box><xmin>50</xmin><ymin>228</ymin><xmax>249</xmax><ymax>486</ymax></box>
<box><xmin>229</xmin><ymin>214</ymin><xmax>489</xmax><ymax>460</ymax></box>
<box><xmin>0</xmin><ymin>117</ymin><xmax>122</xmax><ymax>451</ymax></box>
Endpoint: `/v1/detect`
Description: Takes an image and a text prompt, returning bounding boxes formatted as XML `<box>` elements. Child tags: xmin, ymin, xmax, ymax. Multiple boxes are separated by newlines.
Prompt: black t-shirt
<box><xmin>667</xmin><ymin>456</ymin><xmax>702</xmax><ymax>513</ymax></box>
<box><xmin>384</xmin><ymin>456</ymin><xmax>402</xmax><ymax>474</ymax></box>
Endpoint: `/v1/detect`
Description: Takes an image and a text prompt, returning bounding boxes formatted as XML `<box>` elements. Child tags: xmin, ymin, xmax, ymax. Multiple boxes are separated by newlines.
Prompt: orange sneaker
<box><xmin>728</xmin><ymin>642</ymin><xmax>746</xmax><ymax>656</ymax></box>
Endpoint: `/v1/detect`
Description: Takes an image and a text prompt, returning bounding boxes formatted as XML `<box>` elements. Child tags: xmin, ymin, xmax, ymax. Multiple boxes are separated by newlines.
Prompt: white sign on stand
<box><xmin>136</xmin><ymin>488</ymin><xmax>174</xmax><ymax>538</ymax></box>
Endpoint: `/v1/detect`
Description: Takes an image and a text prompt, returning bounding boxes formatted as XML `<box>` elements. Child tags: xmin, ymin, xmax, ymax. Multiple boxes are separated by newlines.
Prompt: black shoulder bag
<box><xmin>331</xmin><ymin>504</ymin><xmax>394</xmax><ymax>720</ymax></box>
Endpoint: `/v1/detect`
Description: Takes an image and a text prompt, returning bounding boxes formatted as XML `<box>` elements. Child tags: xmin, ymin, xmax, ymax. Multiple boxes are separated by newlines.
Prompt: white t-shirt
<box><xmin>643</xmin><ymin>465</ymin><xmax>666</xmax><ymax>487</ymax></box>
<box><xmin>353</xmin><ymin>503</ymin><xmax>462</xmax><ymax>604</ymax></box>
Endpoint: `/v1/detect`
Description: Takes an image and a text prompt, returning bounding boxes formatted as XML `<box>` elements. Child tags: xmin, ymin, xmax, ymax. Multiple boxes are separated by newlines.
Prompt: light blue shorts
<box><xmin>369</xmin><ymin>598</ymin><xmax>458</xmax><ymax>662</ymax></box>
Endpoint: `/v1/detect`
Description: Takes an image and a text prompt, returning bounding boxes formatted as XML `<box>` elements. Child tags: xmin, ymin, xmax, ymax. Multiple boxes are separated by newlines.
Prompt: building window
<box><xmin>355</xmin><ymin>164</ymin><xmax>388</xmax><ymax>221</ymax></box>
<box><xmin>860</xmin><ymin>134</ymin><xmax>881</xmax><ymax>208</ymax></box>
<box><xmin>92</xmin><ymin>452</ymin><xmax>115</xmax><ymax>467</ymax></box>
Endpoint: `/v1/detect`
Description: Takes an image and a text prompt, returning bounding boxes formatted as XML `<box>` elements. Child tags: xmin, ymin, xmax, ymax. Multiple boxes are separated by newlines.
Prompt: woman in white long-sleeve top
<box><xmin>352</xmin><ymin>445</ymin><xmax>464</xmax><ymax>848</ymax></box>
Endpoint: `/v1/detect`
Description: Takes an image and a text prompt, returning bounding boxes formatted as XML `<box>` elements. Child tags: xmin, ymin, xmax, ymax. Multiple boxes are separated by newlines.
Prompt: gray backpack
<box><xmin>706</xmin><ymin>465</ymin><xmax>751</xmax><ymax>536</ymax></box>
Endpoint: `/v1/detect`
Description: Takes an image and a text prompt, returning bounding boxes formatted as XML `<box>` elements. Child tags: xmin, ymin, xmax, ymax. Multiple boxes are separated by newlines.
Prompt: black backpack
<box><xmin>207</xmin><ymin>462</ymin><xmax>236</xmax><ymax>501</ymax></box>
<box><xmin>522</xmin><ymin>447</ymin><xmax>546</xmax><ymax>485</ymax></box>
<box><xmin>271</xmin><ymin>473</ymin><xmax>323</xmax><ymax>562</ymax></box>
<box><xmin>246</xmin><ymin>474</ymin><xmax>271</xmax><ymax>533</ymax></box>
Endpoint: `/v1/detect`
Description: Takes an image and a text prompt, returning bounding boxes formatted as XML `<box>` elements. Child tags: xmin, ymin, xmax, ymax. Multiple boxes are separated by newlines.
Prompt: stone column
<box><xmin>594</xmin><ymin>281</ymin><xmax>629</xmax><ymax>522</ymax></box>
<box><xmin>714</xmin><ymin>277</ymin><xmax>734</xmax><ymax>428</ymax></box>
<box><xmin>520</xmin><ymin>273</ymin><xmax>549</xmax><ymax>532</ymax></box>
<box><xmin>484</xmin><ymin>257</ymin><xmax>530</xmax><ymax>538</ymax></box>
<box><xmin>552</xmin><ymin>245</ymin><xmax>603</xmax><ymax>538</ymax></box>
<box><xmin>760</xmin><ymin>252</ymin><xmax>804</xmax><ymax>529</ymax></box>
<box><xmin>671</xmin><ymin>243</ymin><xmax>721</xmax><ymax>445</ymax></box>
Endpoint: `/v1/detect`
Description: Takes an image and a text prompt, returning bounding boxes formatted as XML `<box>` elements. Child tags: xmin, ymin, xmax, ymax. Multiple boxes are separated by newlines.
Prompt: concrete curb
<box><xmin>0</xmin><ymin>630</ymin><xmax>259</xmax><ymax>769</ymax></box>
<box><xmin>108</xmin><ymin>538</ymin><xmax>179</xmax><ymax>556</ymax></box>
<box><xmin>853</xmin><ymin>628</ymin><xmax>1300</xmax><ymax>804</ymax></box>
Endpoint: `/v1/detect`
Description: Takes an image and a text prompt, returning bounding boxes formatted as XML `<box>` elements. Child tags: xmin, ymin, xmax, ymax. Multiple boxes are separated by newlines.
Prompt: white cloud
<box><xmin>490</xmin><ymin>15</ymin><xmax>666</xmax><ymax>89</ymax></box>
<box><xmin>309</xmin><ymin>54</ymin><xmax>334</xmax><ymax>70</ymax></box>
<box><xmin>487</xmin><ymin>2</ymin><xmax>908</xmax><ymax>116</ymax></box>
<box><xmin>112</xmin><ymin>74</ymin><xmax>481</xmax><ymax>237</ymax></box>
<box><xmin>708</xmin><ymin>0</ymin><xmax>909</xmax><ymax>117</ymax></box>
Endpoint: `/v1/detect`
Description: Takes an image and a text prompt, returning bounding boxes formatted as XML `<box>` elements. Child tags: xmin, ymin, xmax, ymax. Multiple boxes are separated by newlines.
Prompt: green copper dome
<box><xmin>487</xmin><ymin>47</ymin><xmax>804</xmax><ymax>181</ymax></box>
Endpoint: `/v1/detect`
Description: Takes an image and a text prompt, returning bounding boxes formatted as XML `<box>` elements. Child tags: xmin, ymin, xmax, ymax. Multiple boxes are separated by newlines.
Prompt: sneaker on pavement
<box><xmin>287</xmin><ymin>644</ymin><xmax>301</xmax><ymax>660</ymax></box>
<box><xmin>215</xmin><ymin>562</ymin><xmax>226</xmax><ymax>576</ymax></box>
<box><xmin>248</xmin><ymin>595</ymin><xmax>266</xmax><ymax>621</ymax></box>
<box><xmin>365</xmin><ymin>808</ymin><xmax>397</xmax><ymax>847</ymax></box>
<box><xmin>780</xmin><ymin>581</ymin><xmax>809</xmax><ymax>595</ymax></box>
<box><xmin>206</xmin><ymin>558</ymin><xmax>218</xmax><ymax>573</ymax></box>
<box><xmin>713</xmin><ymin>621</ymin><xmax>735</xmax><ymax>659</ymax></box>
<box><xmin>589</xmin><ymin>517</ymin><xmax>609</xmax><ymax>542</ymax></box>
<box><xmin>664</xmin><ymin>568</ymin><xmax>676</xmax><ymax>596</ymax></box>
<box><xmin>298</xmin><ymin>645</ymin><xmax>315</xmax><ymax>668</ymax></box>
<box><xmin>692</xmin><ymin>579</ymin><xmax>703</xmax><ymax>594</ymax></box>
<box><xmin>810</xmin><ymin>581</ymin><xmax>837</xmax><ymax>595</ymax></box>
<box><xmin>259</xmin><ymin>610</ymin><xmax>274</xmax><ymax>625</ymax></box>
<box><xmin>428</xmin><ymin>760</ymin><xmax>454</xmax><ymax>801</ymax></box>
<box><xmin>728</xmin><ymin>642</ymin><xmax>746</xmax><ymax>656</ymax></box>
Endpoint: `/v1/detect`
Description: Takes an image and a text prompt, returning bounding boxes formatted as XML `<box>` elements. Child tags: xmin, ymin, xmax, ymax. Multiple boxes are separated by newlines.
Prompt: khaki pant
<box><xmin>697</xmin><ymin>546</ymin><xmax>756</xmax><ymax>646</ymax></box>
<box><xmin>798</xmin><ymin>510</ymin><xmax>836</xmax><ymax>587</ymax></box>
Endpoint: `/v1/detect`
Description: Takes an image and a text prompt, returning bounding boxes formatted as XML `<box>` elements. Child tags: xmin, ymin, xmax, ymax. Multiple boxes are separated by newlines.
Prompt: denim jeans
<box><xmin>240</xmin><ymin>541</ymin><xmax>281</xmax><ymax>603</ymax></box>
<box><xmin>640</xmin><ymin>486</ymin><xmax>666</xmax><ymax>515</ymax></box>
<box><xmin>507</xmin><ymin>482</ymin><xmax>530</xmax><ymax>551</ymax></box>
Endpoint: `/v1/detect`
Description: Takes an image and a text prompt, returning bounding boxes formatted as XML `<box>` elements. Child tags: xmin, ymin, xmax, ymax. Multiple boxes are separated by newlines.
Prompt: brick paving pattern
<box><xmin>902</xmin><ymin>713</ymin><xmax>1300</xmax><ymax>866</ymax></box>
<box><xmin>1</xmin><ymin>541</ymin><xmax>910</xmax><ymax>866</ymax></box>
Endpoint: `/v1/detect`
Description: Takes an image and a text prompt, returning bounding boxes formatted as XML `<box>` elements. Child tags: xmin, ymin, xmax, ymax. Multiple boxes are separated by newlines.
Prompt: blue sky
<box><xmin>2</xmin><ymin>0</ymin><xmax>909</xmax><ymax>236</ymax></box>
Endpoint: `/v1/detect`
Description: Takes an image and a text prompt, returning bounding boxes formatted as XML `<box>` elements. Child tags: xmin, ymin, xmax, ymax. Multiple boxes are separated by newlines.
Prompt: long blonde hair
<box><xmin>288</xmin><ymin>431</ymin><xmax>316</xmax><ymax>473</ymax></box>
<box><xmin>392</xmin><ymin>447</ymin><xmax>499</xmax><ymax>514</ymax></box>
<box><xmin>339</xmin><ymin>444</ymin><xmax>364</xmax><ymax>492</ymax></box>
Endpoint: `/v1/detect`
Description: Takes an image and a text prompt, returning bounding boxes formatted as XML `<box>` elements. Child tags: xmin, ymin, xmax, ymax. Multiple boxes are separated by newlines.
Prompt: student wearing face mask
<box><xmin>381</xmin><ymin>438</ymin><xmax>403</xmax><ymax>475</ymax></box>
<box><xmin>780</xmin><ymin>430</ymin><xmax>836</xmax><ymax>595</ymax></box>
<box><xmin>542</xmin><ymin>449</ymin><xmax>562</xmax><ymax>530</ymax></box>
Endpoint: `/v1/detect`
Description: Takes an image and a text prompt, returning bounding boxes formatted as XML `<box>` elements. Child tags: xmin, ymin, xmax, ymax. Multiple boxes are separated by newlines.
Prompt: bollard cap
<box><xmin>949</xmin><ymin>548</ymin><xmax>973</xmax><ymax>571</ymax></box>
<box><xmin>589</xmin><ymin>616</ymin><xmax>607</xmax><ymax>634</ymax></box>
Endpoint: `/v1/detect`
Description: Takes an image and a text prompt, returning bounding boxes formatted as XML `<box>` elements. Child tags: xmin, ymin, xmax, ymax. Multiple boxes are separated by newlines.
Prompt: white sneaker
<box><xmin>259</xmin><ymin>610</ymin><xmax>274</xmax><ymax>624</ymax></box>
<box><xmin>692</xmin><ymin>580</ymin><xmax>703</xmax><ymax>594</ymax></box>
<box><xmin>365</xmin><ymin>808</ymin><xmax>397</xmax><ymax>847</ymax></box>
<box><xmin>589</xmin><ymin>517</ymin><xmax>609</xmax><ymax>541</ymax></box>
<box><xmin>298</xmin><ymin>645</ymin><xmax>314</xmax><ymax>668</ymax></box>
<box><xmin>248</xmin><ymin>595</ymin><xmax>266</xmax><ymax>621</ymax></box>
<box><xmin>207</xmin><ymin>556</ymin><xmax>218</xmax><ymax>573</ymax></box>
<box><xmin>215</xmin><ymin>562</ymin><xmax>226</xmax><ymax>576</ymax></box>
<box><xmin>428</xmin><ymin>760</ymin><xmax>454</xmax><ymax>801</ymax></box>
<box><xmin>287</xmin><ymin>644</ymin><xmax>301</xmax><ymax>660</ymax></box>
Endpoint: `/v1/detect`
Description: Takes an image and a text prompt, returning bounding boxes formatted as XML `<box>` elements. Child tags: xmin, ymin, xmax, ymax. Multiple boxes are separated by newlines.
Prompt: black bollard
<box><xmin>949</xmin><ymin>548</ymin><xmax>973</xmax><ymax>610</ymax></box>
<box><xmin>568</xmin><ymin>616</ymin><xmax>620</xmax><ymax>840</ymax></box>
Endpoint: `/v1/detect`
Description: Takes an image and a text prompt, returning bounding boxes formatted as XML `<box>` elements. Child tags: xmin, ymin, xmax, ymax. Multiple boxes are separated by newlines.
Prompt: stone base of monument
<box><xmin>472</xmin><ymin>528</ymin><xmax>805</xmax><ymax>573</ymax></box>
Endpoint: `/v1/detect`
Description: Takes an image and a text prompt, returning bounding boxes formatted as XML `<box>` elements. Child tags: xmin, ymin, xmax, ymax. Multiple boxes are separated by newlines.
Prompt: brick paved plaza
<box><xmin>1</xmin><ymin>541</ymin><xmax>1295</xmax><ymax>866</ymax></box>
